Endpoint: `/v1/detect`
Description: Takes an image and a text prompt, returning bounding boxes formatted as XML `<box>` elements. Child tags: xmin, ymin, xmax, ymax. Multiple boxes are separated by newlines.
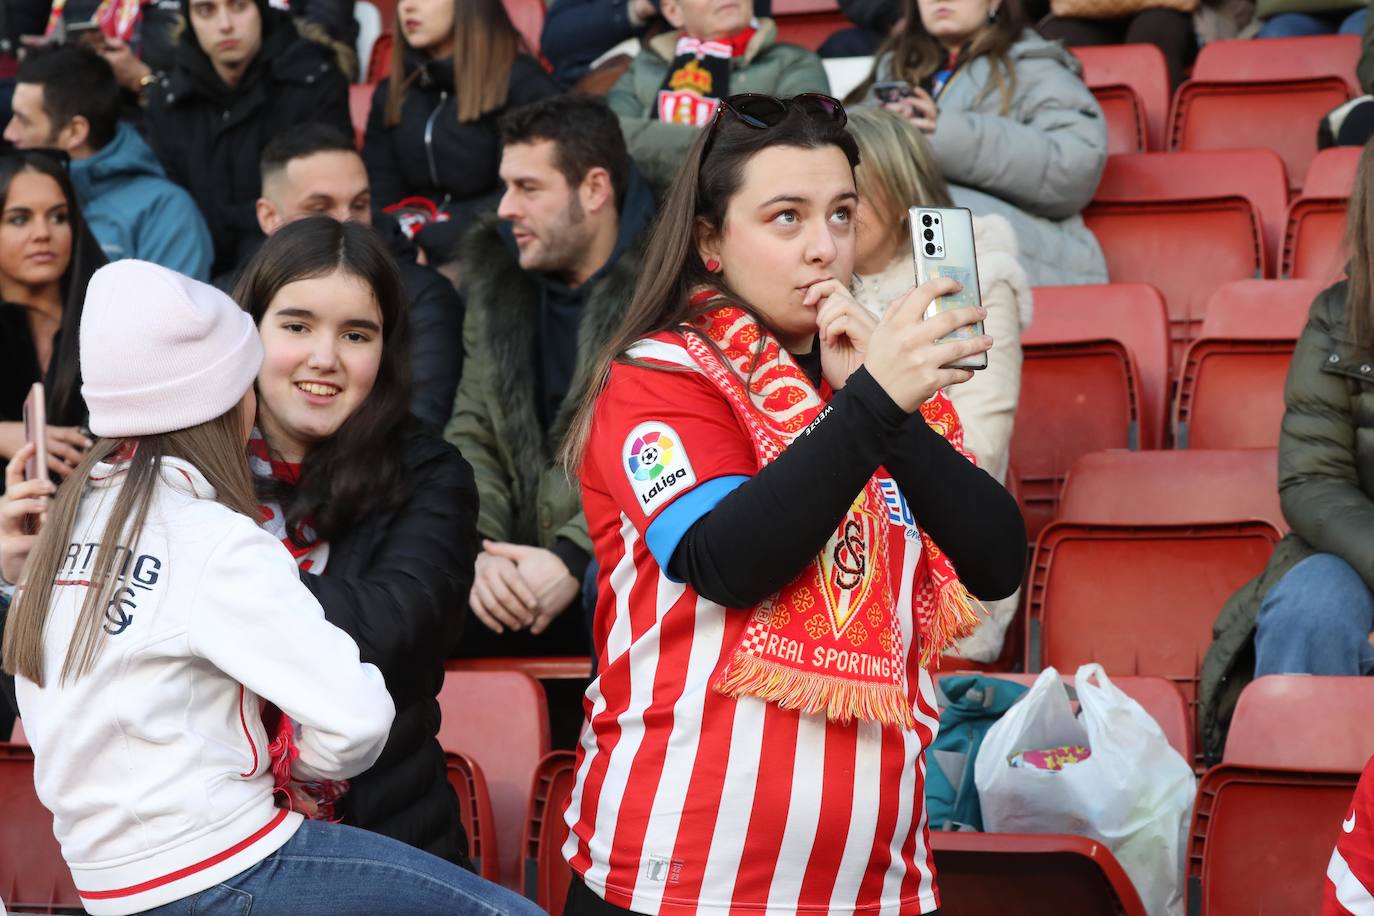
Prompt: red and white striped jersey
<box><xmin>1326</xmin><ymin>755</ymin><xmax>1374</xmax><ymax>915</ymax></box>
<box><xmin>564</xmin><ymin>353</ymin><xmax>942</xmax><ymax>915</ymax></box>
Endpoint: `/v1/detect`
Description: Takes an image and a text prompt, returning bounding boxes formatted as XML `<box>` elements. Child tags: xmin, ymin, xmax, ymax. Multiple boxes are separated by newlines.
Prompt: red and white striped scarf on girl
<box><xmin>247</xmin><ymin>425</ymin><xmax>346</xmax><ymax>819</ymax></box>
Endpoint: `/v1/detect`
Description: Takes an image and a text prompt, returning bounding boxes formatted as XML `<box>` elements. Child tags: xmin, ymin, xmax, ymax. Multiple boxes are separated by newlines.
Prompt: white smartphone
<box><xmin>909</xmin><ymin>206</ymin><xmax>987</xmax><ymax>371</ymax></box>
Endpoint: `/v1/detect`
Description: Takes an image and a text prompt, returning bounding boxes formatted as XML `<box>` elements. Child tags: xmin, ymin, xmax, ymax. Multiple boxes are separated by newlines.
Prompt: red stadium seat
<box><xmin>1057</xmin><ymin>449</ymin><xmax>1285</xmax><ymax>534</ymax></box>
<box><xmin>504</xmin><ymin>0</ymin><xmax>545</xmax><ymax>56</ymax></box>
<box><xmin>1224</xmin><ymin>676</ymin><xmax>1374</xmax><ymax>772</ymax></box>
<box><xmin>524</xmin><ymin>750</ymin><xmax>578</xmax><ymax>915</ymax></box>
<box><xmin>0</xmin><ymin>751</ymin><xmax>81</xmax><ymax>914</ymax></box>
<box><xmin>1282</xmin><ymin>148</ymin><xmax>1361</xmax><ymax>280</ymax></box>
<box><xmin>447</xmin><ymin>656</ymin><xmax>594</xmax><ymax>680</ymax></box>
<box><xmin>1173</xmin><ymin>279</ymin><xmax>1321</xmax><ymax>449</ymax></box>
<box><xmin>1026</xmin><ymin>521</ymin><xmax>1281</xmax><ymax>715</ymax></box>
<box><xmin>437</xmin><ymin>670</ymin><xmax>551</xmax><ymax>889</ymax></box>
<box><xmin>368</xmin><ymin>32</ymin><xmax>393</xmax><ymax>83</ymax></box>
<box><xmin>969</xmin><ymin>671</ymin><xmax>1193</xmax><ymax>763</ymax></box>
<box><xmin>771</xmin><ymin>0</ymin><xmax>848</xmax><ymax>50</ymax></box>
<box><xmin>1090</xmin><ymin>152</ymin><xmax>1287</xmax><ymax>348</ymax></box>
<box><xmin>1188</xmin><ymin>767</ymin><xmax>1355</xmax><ymax>916</ymax></box>
<box><xmin>446</xmin><ymin>752</ymin><xmax>499</xmax><ymax>883</ymax></box>
<box><xmin>10</xmin><ymin>716</ymin><xmax>26</xmax><ymax>744</ymax></box>
<box><xmin>348</xmin><ymin>83</ymin><xmax>373</xmax><ymax>149</ymax></box>
<box><xmin>930</xmin><ymin>832</ymin><xmax>1147</xmax><ymax>916</ymax></box>
<box><xmin>1072</xmin><ymin>43</ymin><xmax>1170</xmax><ymax>152</ymax></box>
<box><xmin>1010</xmin><ymin>284</ymin><xmax>1168</xmax><ymax>538</ymax></box>
<box><xmin>1169</xmin><ymin>36</ymin><xmax>1360</xmax><ymax>191</ymax></box>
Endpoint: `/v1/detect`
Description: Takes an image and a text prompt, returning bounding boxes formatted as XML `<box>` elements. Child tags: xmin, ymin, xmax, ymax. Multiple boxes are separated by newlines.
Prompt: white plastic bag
<box><xmin>973</xmin><ymin>664</ymin><xmax>1197</xmax><ymax>916</ymax></box>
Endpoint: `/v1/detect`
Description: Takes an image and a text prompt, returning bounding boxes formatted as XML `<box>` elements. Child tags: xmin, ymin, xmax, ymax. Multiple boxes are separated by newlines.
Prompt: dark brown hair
<box><xmin>233</xmin><ymin>217</ymin><xmax>414</xmax><ymax>543</ymax></box>
<box><xmin>847</xmin><ymin>0</ymin><xmax>1024</xmax><ymax>115</ymax></box>
<box><xmin>1347</xmin><ymin>139</ymin><xmax>1374</xmax><ymax>344</ymax></box>
<box><xmin>384</xmin><ymin>0</ymin><xmax>524</xmax><ymax>126</ymax></box>
<box><xmin>560</xmin><ymin>103</ymin><xmax>860</xmax><ymax>467</ymax></box>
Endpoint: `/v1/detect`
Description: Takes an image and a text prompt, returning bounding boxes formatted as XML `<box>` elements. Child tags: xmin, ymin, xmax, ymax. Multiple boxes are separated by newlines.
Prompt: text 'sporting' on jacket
<box><xmin>69</xmin><ymin>122</ymin><xmax>214</xmax><ymax>281</ymax></box>
<box><xmin>143</xmin><ymin>4</ymin><xmax>352</xmax><ymax>276</ymax></box>
<box><xmin>360</xmin><ymin>48</ymin><xmax>562</xmax><ymax>265</ymax></box>
<box><xmin>443</xmin><ymin>167</ymin><xmax>658</xmax><ymax>656</ymax></box>
<box><xmin>866</xmin><ymin>29</ymin><xmax>1109</xmax><ymax>287</ymax></box>
<box><xmin>606</xmin><ymin>19</ymin><xmax>831</xmax><ymax>189</ymax></box>
<box><xmin>1201</xmin><ymin>278</ymin><xmax>1374</xmax><ymax>762</ymax></box>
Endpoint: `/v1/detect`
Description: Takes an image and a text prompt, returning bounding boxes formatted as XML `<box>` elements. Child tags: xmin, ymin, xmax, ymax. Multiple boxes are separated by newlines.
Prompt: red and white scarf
<box><xmin>247</xmin><ymin>425</ymin><xmax>344</xmax><ymax>818</ymax></box>
<box><xmin>679</xmin><ymin>304</ymin><xmax>981</xmax><ymax>729</ymax></box>
<box><xmin>655</xmin><ymin>26</ymin><xmax>756</xmax><ymax>126</ymax></box>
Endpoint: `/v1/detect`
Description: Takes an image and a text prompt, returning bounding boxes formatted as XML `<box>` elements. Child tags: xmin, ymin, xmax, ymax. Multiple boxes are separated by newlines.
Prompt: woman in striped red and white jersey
<box><xmin>560</xmin><ymin>94</ymin><xmax>1027</xmax><ymax>916</ymax></box>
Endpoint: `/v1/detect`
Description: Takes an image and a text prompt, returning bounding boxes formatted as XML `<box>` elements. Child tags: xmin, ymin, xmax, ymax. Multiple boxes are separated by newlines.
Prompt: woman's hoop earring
<box><xmin>705</xmin><ymin>258</ymin><xmax>721</xmax><ymax>272</ymax></box>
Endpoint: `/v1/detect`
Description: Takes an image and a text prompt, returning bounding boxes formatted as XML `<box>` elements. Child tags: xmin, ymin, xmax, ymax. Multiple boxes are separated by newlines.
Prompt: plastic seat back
<box><xmin>1189</xmin><ymin>767</ymin><xmax>1355</xmax><ymax>916</ymax></box>
<box><xmin>437</xmin><ymin>670</ymin><xmax>550</xmax><ymax>889</ymax></box>
<box><xmin>1282</xmin><ymin>147</ymin><xmax>1359</xmax><ymax>281</ymax></box>
<box><xmin>523</xmin><ymin>750</ymin><xmax>578</xmax><ymax>915</ymax></box>
<box><xmin>1027</xmin><ymin>521</ymin><xmax>1282</xmax><ymax>712</ymax></box>
<box><xmin>1072</xmin><ymin>43</ymin><xmax>1169</xmax><ymax>151</ymax></box>
<box><xmin>771</xmin><ymin>0</ymin><xmax>848</xmax><ymax>50</ymax></box>
<box><xmin>1057</xmin><ymin>449</ymin><xmax>1284</xmax><ymax>534</ymax></box>
<box><xmin>1188</xmin><ymin>34</ymin><xmax>1361</xmax><ymax>94</ymax></box>
<box><xmin>1092</xmin><ymin>150</ymin><xmax>1289</xmax><ymax>277</ymax></box>
<box><xmin>1012</xmin><ymin>285</ymin><xmax>1168</xmax><ymax>537</ymax></box>
<box><xmin>0</xmin><ymin>752</ymin><xmax>81</xmax><ymax>914</ymax></box>
<box><xmin>1224</xmin><ymin>676</ymin><xmax>1374</xmax><ymax>771</ymax></box>
<box><xmin>1173</xmin><ymin>279</ymin><xmax>1319</xmax><ymax>449</ymax></box>
<box><xmin>446</xmin><ymin>751</ymin><xmax>499</xmax><ymax>882</ymax></box>
<box><xmin>348</xmin><ymin>83</ymin><xmax>372</xmax><ymax>148</ymax></box>
<box><xmin>930</xmin><ymin>832</ymin><xmax>1146</xmax><ymax>915</ymax></box>
<box><xmin>503</xmin><ymin>0</ymin><xmax>545</xmax><ymax>56</ymax></box>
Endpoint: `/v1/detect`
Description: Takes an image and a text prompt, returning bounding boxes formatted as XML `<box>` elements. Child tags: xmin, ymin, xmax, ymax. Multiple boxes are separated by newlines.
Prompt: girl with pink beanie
<box><xmin>0</xmin><ymin>259</ymin><xmax>541</xmax><ymax>915</ymax></box>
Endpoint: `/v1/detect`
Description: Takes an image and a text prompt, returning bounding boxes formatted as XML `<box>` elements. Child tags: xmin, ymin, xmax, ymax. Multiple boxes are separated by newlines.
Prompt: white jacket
<box><xmin>15</xmin><ymin>457</ymin><xmax>395</xmax><ymax>915</ymax></box>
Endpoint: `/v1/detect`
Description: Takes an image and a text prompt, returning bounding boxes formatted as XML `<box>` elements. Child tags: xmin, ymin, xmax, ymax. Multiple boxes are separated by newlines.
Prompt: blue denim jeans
<box><xmin>136</xmin><ymin>819</ymin><xmax>543</xmax><ymax>915</ymax></box>
<box><xmin>1254</xmin><ymin>553</ymin><xmax>1374</xmax><ymax>677</ymax></box>
<box><xmin>1257</xmin><ymin>7</ymin><xmax>1367</xmax><ymax>37</ymax></box>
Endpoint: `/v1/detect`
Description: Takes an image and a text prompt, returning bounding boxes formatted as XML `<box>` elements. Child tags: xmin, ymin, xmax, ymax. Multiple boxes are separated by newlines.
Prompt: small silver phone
<box><xmin>909</xmin><ymin>206</ymin><xmax>987</xmax><ymax>370</ymax></box>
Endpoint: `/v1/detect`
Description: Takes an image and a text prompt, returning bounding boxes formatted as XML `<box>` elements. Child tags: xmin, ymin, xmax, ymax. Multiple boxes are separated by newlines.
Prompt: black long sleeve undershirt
<box><xmin>667</xmin><ymin>351</ymin><xmax>1027</xmax><ymax>608</ymax></box>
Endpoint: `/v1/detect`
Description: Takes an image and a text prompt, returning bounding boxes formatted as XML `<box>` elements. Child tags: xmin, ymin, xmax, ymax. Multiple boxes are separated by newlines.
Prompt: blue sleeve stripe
<box><xmin>644</xmin><ymin>475</ymin><xmax>751</xmax><ymax>578</ymax></box>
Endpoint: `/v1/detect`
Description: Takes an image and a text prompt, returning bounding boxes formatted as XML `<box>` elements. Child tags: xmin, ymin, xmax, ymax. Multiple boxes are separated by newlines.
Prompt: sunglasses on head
<box><xmin>702</xmin><ymin>93</ymin><xmax>847</xmax><ymax>158</ymax></box>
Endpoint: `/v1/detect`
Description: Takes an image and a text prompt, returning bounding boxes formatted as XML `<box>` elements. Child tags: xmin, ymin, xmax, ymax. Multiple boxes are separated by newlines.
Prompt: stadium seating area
<box><xmin>1</xmin><ymin>3</ymin><xmax>1367</xmax><ymax>911</ymax></box>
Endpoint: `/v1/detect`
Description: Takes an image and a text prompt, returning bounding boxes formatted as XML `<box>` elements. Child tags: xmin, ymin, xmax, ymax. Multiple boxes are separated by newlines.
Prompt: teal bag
<box><xmin>925</xmin><ymin>675</ymin><xmax>1029</xmax><ymax>831</ymax></box>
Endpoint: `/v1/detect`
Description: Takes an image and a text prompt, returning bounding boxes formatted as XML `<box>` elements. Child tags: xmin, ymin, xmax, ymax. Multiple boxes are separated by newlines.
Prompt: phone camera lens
<box><xmin>923</xmin><ymin>228</ymin><xmax>935</xmax><ymax>242</ymax></box>
<box><xmin>921</xmin><ymin>214</ymin><xmax>932</xmax><ymax>227</ymax></box>
<box><xmin>933</xmin><ymin>217</ymin><xmax>940</xmax><ymax>224</ymax></box>
<box><xmin>924</xmin><ymin>242</ymin><xmax>936</xmax><ymax>256</ymax></box>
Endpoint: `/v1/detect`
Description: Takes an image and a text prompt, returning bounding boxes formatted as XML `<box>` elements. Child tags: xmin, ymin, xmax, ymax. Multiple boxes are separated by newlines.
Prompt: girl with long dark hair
<box><xmin>1</xmin><ymin>259</ymin><xmax>539</xmax><ymax>916</ymax></box>
<box><xmin>361</xmin><ymin>0</ymin><xmax>560</xmax><ymax>262</ymax></box>
<box><xmin>0</xmin><ymin>151</ymin><xmax>106</xmax><ymax>478</ymax></box>
<box><xmin>233</xmin><ymin>216</ymin><xmax>479</xmax><ymax>865</ymax></box>
<box><xmin>559</xmin><ymin>94</ymin><xmax>1025</xmax><ymax>915</ymax></box>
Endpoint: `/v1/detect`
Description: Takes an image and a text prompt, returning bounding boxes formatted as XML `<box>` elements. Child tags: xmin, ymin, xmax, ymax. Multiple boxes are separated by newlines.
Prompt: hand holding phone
<box><xmin>873</xmin><ymin>80</ymin><xmax>914</xmax><ymax>105</ymax></box>
<box><xmin>909</xmin><ymin>207</ymin><xmax>988</xmax><ymax>371</ymax></box>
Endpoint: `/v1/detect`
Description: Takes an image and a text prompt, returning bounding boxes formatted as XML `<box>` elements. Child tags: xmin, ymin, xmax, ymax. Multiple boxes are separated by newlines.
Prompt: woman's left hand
<box><xmin>1</xmin><ymin>443</ymin><xmax>53</xmax><ymax>585</ymax></box>
<box><xmin>809</xmin><ymin>279</ymin><xmax>877</xmax><ymax>392</ymax></box>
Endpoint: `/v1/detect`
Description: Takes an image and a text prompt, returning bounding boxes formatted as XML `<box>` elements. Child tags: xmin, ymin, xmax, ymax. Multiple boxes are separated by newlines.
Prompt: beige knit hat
<box><xmin>80</xmin><ymin>260</ymin><xmax>264</xmax><ymax>437</ymax></box>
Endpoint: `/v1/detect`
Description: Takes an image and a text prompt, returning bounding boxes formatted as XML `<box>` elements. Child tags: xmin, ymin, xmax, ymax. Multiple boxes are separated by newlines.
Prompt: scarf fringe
<box><xmin>919</xmin><ymin>580</ymin><xmax>986</xmax><ymax>669</ymax></box>
<box><xmin>715</xmin><ymin>654</ymin><xmax>919</xmax><ymax>730</ymax></box>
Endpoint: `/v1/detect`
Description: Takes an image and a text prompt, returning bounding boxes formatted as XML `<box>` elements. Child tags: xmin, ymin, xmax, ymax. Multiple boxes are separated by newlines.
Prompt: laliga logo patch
<box><xmin>624</xmin><ymin>422</ymin><xmax>696</xmax><ymax>513</ymax></box>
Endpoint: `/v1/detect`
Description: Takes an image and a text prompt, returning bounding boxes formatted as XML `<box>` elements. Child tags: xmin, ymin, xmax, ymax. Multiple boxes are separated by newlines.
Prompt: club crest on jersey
<box><xmin>624</xmin><ymin>422</ymin><xmax>696</xmax><ymax>514</ymax></box>
<box><xmin>879</xmin><ymin>479</ymin><xmax>922</xmax><ymax>541</ymax></box>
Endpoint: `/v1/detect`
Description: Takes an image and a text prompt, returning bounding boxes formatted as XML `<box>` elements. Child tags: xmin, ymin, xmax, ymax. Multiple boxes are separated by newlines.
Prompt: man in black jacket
<box><xmin>143</xmin><ymin>0</ymin><xmax>350</xmax><ymax>275</ymax></box>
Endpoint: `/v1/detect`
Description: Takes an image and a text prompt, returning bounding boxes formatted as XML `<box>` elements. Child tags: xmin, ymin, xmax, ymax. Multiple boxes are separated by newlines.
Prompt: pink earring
<box><xmin>705</xmin><ymin>258</ymin><xmax>721</xmax><ymax>272</ymax></box>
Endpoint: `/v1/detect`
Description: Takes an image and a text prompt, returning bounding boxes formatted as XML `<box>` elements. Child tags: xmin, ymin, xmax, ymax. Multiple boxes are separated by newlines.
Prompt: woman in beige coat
<box><xmin>848</xmin><ymin>107</ymin><xmax>1032</xmax><ymax>662</ymax></box>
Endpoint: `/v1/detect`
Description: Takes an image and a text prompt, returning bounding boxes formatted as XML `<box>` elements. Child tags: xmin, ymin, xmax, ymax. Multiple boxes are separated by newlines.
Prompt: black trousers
<box><xmin>563</xmin><ymin>876</ymin><xmax>941</xmax><ymax>915</ymax></box>
<box><xmin>1038</xmin><ymin>8</ymin><xmax>1197</xmax><ymax>90</ymax></box>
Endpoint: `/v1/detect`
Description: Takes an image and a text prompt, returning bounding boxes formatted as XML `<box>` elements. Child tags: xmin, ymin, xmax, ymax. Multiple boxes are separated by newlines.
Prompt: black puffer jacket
<box><xmin>299</xmin><ymin>419</ymin><xmax>478</xmax><ymax>863</ymax></box>
<box><xmin>144</xmin><ymin>10</ymin><xmax>351</xmax><ymax>275</ymax></box>
<box><xmin>361</xmin><ymin>49</ymin><xmax>560</xmax><ymax>261</ymax></box>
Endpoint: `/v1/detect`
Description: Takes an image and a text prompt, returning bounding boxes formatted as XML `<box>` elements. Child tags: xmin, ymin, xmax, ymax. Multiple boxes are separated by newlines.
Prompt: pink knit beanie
<box><xmin>80</xmin><ymin>260</ymin><xmax>264</xmax><ymax>438</ymax></box>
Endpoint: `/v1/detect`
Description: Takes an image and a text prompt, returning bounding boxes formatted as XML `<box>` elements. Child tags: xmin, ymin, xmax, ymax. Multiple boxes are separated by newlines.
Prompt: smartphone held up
<box><xmin>909</xmin><ymin>206</ymin><xmax>988</xmax><ymax>371</ymax></box>
<box><xmin>22</xmin><ymin>383</ymin><xmax>48</xmax><ymax>535</ymax></box>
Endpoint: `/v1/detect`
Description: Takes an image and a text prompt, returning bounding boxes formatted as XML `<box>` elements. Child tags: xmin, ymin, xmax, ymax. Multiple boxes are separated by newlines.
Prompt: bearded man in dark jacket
<box><xmin>445</xmin><ymin>95</ymin><xmax>657</xmax><ymax>658</ymax></box>
<box><xmin>143</xmin><ymin>0</ymin><xmax>351</xmax><ymax>275</ymax></box>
